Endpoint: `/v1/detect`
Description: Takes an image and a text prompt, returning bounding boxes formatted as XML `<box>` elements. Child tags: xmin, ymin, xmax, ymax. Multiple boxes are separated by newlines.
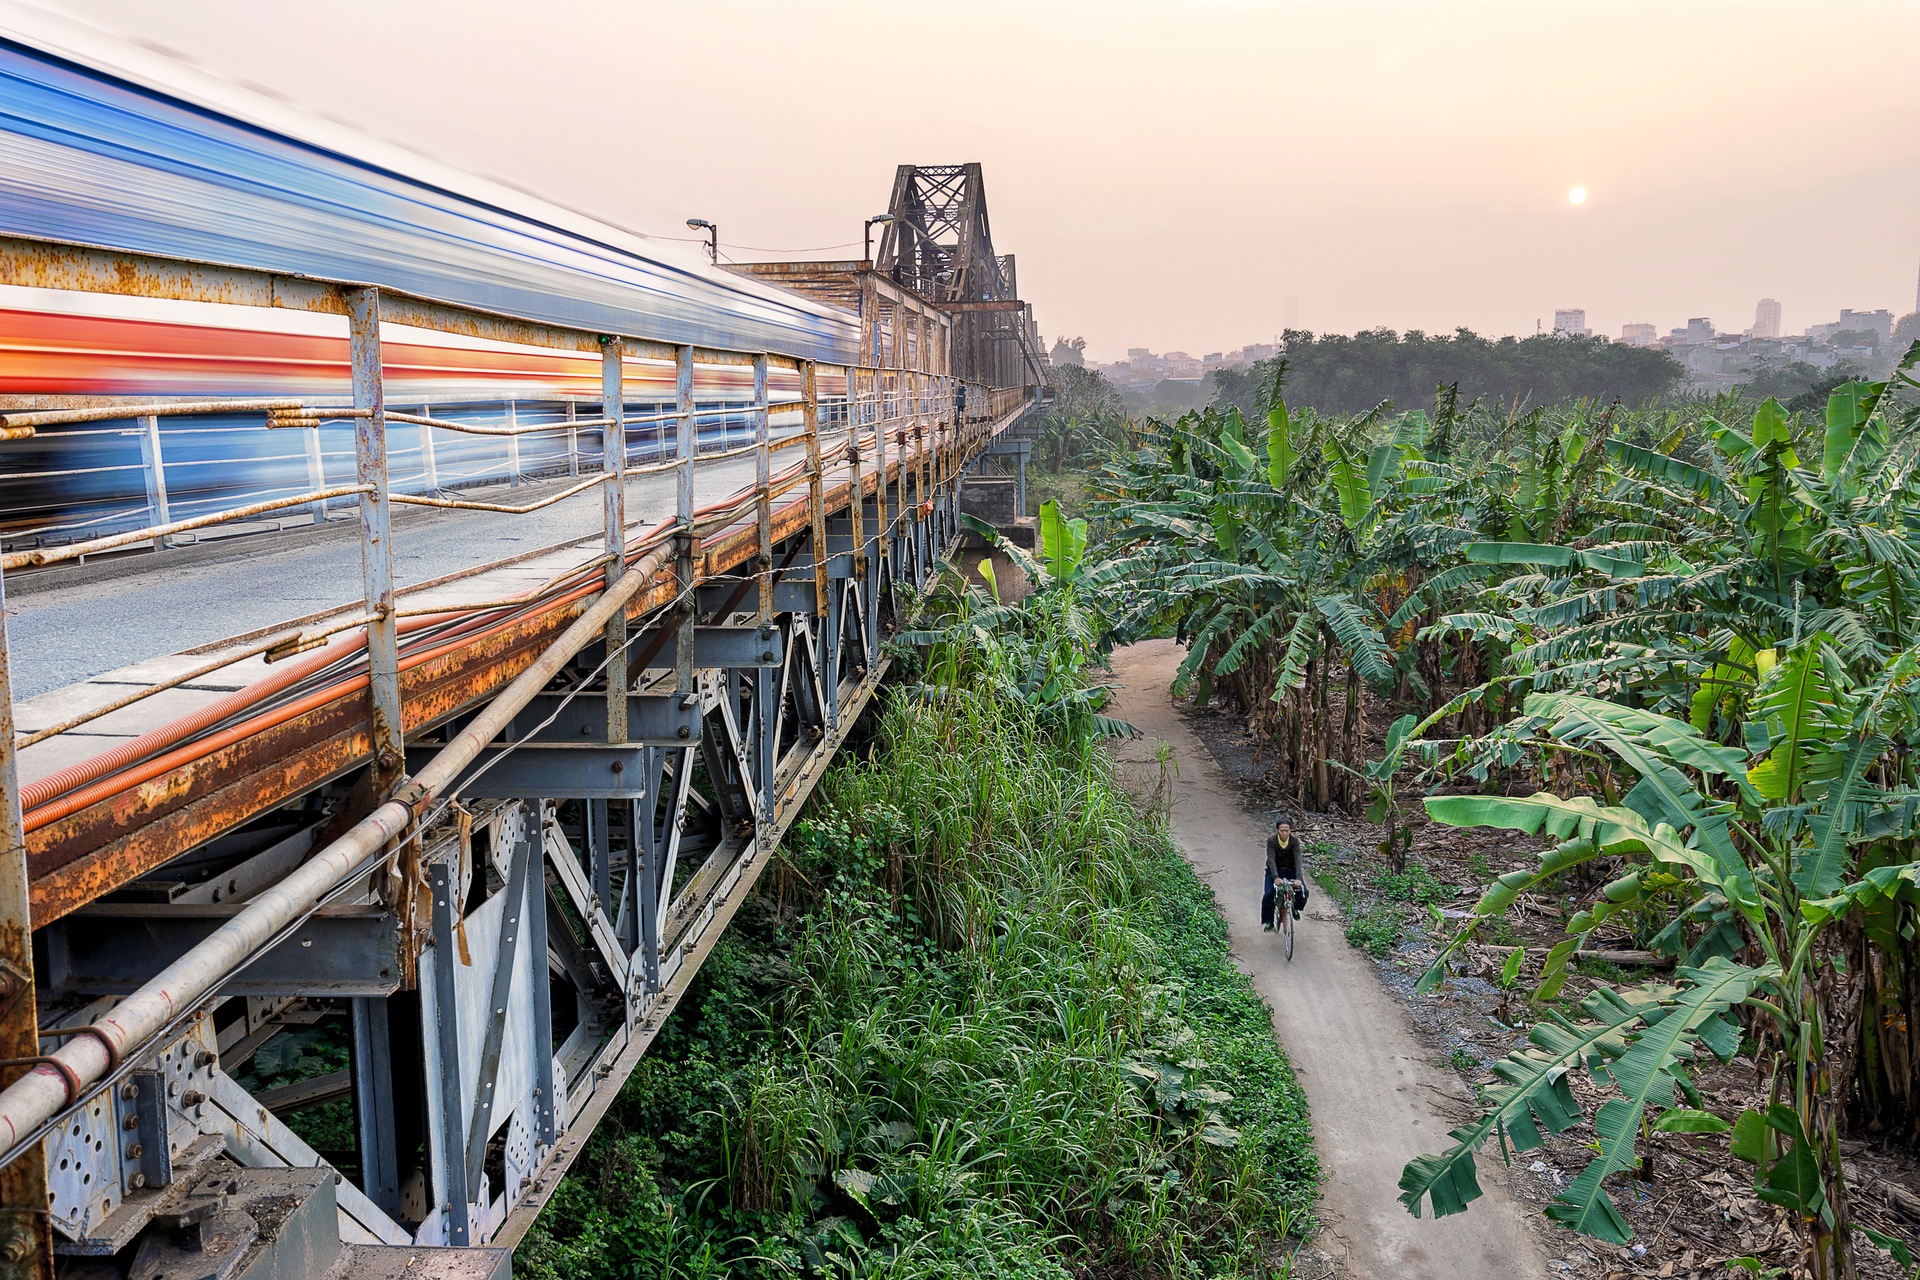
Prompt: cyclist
<box><xmin>1262</xmin><ymin>815</ymin><xmax>1309</xmax><ymax>931</ymax></box>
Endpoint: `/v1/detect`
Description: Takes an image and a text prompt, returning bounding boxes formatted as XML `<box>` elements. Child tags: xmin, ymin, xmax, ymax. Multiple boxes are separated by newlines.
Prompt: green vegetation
<box><xmin>1306</xmin><ymin>841</ymin><xmax>1450</xmax><ymax>960</ymax></box>
<box><xmin>520</xmin><ymin>513</ymin><xmax>1318</xmax><ymax>1279</ymax></box>
<box><xmin>1211</xmin><ymin>331</ymin><xmax>1682</xmax><ymax>417</ymax></box>
<box><xmin>1091</xmin><ymin>338</ymin><xmax>1920</xmax><ymax>1275</ymax></box>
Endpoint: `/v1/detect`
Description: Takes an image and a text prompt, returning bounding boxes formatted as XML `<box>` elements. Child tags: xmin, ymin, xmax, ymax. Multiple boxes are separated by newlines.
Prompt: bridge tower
<box><xmin>874</xmin><ymin>164</ymin><xmax>1048</xmax><ymax>393</ymax></box>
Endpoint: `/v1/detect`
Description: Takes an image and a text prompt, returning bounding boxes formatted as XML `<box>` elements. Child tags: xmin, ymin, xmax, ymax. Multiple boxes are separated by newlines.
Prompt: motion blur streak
<box><xmin>0</xmin><ymin>6</ymin><xmax>857</xmax><ymax>365</ymax></box>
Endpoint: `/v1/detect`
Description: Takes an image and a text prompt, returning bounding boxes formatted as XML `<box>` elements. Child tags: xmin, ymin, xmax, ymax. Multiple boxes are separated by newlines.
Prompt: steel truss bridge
<box><xmin>0</xmin><ymin>14</ymin><xmax>1048</xmax><ymax>1280</ymax></box>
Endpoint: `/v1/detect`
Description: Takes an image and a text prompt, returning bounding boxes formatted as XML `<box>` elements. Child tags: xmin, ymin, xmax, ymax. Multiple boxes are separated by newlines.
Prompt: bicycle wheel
<box><xmin>1283</xmin><ymin>898</ymin><xmax>1295</xmax><ymax>961</ymax></box>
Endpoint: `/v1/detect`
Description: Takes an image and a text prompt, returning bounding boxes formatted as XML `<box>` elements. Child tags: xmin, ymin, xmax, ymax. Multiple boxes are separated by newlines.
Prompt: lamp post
<box><xmin>685</xmin><ymin>218</ymin><xmax>717</xmax><ymax>265</ymax></box>
<box><xmin>863</xmin><ymin>213</ymin><xmax>893</xmax><ymax>268</ymax></box>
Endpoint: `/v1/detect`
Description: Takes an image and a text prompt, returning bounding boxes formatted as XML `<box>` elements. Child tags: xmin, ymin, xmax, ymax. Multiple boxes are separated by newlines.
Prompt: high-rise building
<box><xmin>1553</xmin><ymin>308</ymin><xmax>1589</xmax><ymax>337</ymax></box>
<box><xmin>1619</xmin><ymin>323</ymin><xmax>1657</xmax><ymax>346</ymax></box>
<box><xmin>1751</xmin><ymin>298</ymin><xmax>1782</xmax><ymax>339</ymax></box>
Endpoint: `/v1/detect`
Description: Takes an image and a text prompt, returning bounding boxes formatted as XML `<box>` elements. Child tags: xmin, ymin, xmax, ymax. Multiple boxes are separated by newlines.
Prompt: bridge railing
<box><xmin>0</xmin><ymin>250</ymin><xmax>1035</xmax><ymax>1269</ymax></box>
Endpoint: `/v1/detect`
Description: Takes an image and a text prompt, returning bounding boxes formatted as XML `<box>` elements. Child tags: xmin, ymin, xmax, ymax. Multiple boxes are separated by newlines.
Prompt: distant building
<box><xmin>1751</xmin><ymin>298</ymin><xmax>1781</xmax><ymax>339</ymax></box>
<box><xmin>1553</xmin><ymin>308</ymin><xmax>1589</xmax><ymax>337</ymax></box>
<box><xmin>1163</xmin><ymin>351</ymin><xmax>1204</xmax><ymax>381</ymax></box>
<box><xmin>1667</xmin><ymin>318</ymin><xmax>1716</xmax><ymax>346</ymax></box>
<box><xmin>1619</xmin><ymin>323</ymin><xmax>1658</xmax><ymax>346</ymax></box>
<box><xmin>1809</xmin><ymin>309</ymin><xmax>1893</xmax><ymax>348</ymax></box>
<box><xmin>1241</xmin><ymin>342</ymin><xmax>1278</xmax><ymax>363</ymax></box>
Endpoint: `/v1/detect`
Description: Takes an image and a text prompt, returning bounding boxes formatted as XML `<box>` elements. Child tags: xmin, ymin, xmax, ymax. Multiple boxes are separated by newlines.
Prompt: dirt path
<box><xmin>1107</xmin><ymin>640</ymin><xmax>1549</xmax><ymax>1280</ymax></box>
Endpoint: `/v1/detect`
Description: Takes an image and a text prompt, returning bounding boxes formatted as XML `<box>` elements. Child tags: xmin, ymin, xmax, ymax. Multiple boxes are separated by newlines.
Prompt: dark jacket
<box><xmin>1266</xmin><ymin>832</ymin><xmax>1303</xmax><ymax>881</ymax></box>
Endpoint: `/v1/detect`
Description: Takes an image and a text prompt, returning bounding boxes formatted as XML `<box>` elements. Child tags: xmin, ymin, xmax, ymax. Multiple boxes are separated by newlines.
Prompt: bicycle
<box><xmin>1276</xmin><ymin>877</ymin><xmax>1301</xmax><ymax>962</ymax></box>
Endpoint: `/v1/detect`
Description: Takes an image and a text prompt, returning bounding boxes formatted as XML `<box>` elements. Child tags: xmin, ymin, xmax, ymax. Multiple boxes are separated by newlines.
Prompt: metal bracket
<box><xmin>116</xmin><ymin>1071</ymin><xmax>172</xmax><ymax>1193</ymax></box>
<box><xmin>406</xmin><ymin>743</ymin><xmax>652</xmax><ymax>800</ymax></box>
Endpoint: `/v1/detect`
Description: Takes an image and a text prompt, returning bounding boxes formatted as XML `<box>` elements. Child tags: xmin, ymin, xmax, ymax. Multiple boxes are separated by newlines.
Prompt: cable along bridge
<box><xmin>0</xmin><ymin>10</ymin><xmax>1049</xmax><ymax>1278</ymax></box>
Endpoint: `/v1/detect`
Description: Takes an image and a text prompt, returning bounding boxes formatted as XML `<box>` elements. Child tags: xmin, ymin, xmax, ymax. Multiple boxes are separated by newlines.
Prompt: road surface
<box><xmin>1107</xmin><ymin>639</ymin><xmax>1548</xmax><ymax>1280</ymax></box>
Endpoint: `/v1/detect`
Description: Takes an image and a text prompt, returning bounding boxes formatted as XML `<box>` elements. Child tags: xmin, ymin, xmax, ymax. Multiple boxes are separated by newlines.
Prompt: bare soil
<box><xmin>1168</xmin><ymin>670</ymin><xmax>1920</xmax><ymax>1280</ymax></box>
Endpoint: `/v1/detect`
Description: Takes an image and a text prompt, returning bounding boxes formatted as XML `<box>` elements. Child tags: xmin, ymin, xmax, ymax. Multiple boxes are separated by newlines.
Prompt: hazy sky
<box><xmin>43</xmin><ymin>0</ymin><xmax>1920</xmax><ymax>362</ymax></box>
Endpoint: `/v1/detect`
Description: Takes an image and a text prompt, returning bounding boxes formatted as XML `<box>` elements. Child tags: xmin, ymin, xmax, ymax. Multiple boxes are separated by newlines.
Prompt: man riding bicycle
<box><xmin>1262</xmin><ymin>815</ymin><xmax>1309</xmax><ymax>931</ymax></box>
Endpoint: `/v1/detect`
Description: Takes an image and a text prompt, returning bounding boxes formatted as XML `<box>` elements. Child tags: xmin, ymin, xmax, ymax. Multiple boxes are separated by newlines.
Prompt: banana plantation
<box><xmin>1091</xmin><ymin>349</ymin><xmax>1920</xmax><ymax>1278</ymax></box>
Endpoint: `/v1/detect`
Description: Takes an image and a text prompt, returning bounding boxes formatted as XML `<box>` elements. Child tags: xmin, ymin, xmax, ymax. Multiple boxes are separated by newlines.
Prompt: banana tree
<box><xmin>1400</xmin><ymin>645</ymin><xmax>1920</xmax><ymax>1278</ymax></box>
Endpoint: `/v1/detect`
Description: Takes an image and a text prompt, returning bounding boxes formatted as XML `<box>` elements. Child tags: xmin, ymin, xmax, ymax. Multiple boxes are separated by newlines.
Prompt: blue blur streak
<box><xmin>0</xmin><ymin>38</ymin><xmax>858</xmax><ymax>363</ymax></box>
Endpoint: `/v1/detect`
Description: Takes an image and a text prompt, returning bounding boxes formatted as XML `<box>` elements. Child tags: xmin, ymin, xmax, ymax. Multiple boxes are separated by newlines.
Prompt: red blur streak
<box><xmin>0</xmin><ymin>307</ymin><xmax>779</xmax><ymax>399</ymax></box>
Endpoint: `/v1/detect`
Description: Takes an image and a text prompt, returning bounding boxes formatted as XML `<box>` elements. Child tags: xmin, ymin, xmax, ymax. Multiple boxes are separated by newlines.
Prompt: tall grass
<box><xmin>519</xmin><ymin>665</ymin><xmax>1317</xmax><ymax>1278</ymax></box>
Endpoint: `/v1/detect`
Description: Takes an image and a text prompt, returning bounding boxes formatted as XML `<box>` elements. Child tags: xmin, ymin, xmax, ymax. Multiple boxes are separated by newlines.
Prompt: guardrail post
<box><xmin>347</xmin><ymin>287</ymin><xmax>405</xmax><ymax>797</ymax></box>
<box><xmin>417</xmin><ymin>404</ymin><xmax>439</xmax><ymax>493</ymax></box>
<box><xmin>752</xmin><ymin>355</ymin><xmax>775</xmax><ymax>821</ymax></box>
<box><xmin>506</xmin><ymin>400</ymin><xmax>522</xmax><ymax>490</ymax></box>
<box><xmin>303</xmin><ymin>416</ymin><xmax>328</xmax><ymax>525</ymax></box>
<box><xmin>674</xmin><ymin>345</ymin><xmax>696</xmax><ymax>699</ymax></box>
<box><xmin>870</xmin><ymin>367</ymin><xmax>891</xmax><ymax>585</ymax></box>
<box><xmin>565</xmin><ymin>400</ymin><xmax>579</xmax><ymax>477</ymax></box>
<box><xmin>803</xmin><ymin>362</ymin><xmax>828</xmax><ymax>622</ymax></box>
<box><xmin>0</xmin><ymin>567</ymin><xmax>52</xmax><ymax>1280</ymax></box>
<box><xmin>136</xmin><ymin>414</ymin><xmax>171</xmax><ymax>551</ymax></box>
<box><xmin>601</xmin><ymin>339</ymin><xmax>628</xmax><ymax>745</ymax></box>
<box><xmin>754</xmin><ymin>355</ymin><xmax>772</xmax><ymax>624</ymax></box>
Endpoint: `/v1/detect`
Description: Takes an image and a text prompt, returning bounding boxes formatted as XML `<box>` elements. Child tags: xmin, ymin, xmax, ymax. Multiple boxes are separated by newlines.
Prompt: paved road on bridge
<box><xmin>1108</xmin><ymin>639</ymin><xmax>1550</xmax><ymax>1280</ymax></box>
<box><xmin>5</xmin><ymin>446</ymin><xmax>857</xmax><ymax>700</ymax></box>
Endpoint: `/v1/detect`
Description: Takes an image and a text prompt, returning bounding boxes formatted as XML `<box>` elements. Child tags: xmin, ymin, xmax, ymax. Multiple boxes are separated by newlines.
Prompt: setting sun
<box><xmin>1568</xmin><ymin>186</ymin><xmax>1588</xmax><ymax>205</ymax></box>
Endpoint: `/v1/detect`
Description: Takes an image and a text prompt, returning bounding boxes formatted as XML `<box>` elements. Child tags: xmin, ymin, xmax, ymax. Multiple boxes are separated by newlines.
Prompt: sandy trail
<box><xmin>1106</xmin><ymin>639</ymin><xmax>1548</xmax><ymax>1280</ymax></box>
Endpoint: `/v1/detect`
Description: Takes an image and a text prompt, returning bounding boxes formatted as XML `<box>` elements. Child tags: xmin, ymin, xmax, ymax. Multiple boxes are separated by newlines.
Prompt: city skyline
<box><xmin>1071</xmin><ymin>288</ymin><xmax>1915</xmax><ymax>368</ymax></box>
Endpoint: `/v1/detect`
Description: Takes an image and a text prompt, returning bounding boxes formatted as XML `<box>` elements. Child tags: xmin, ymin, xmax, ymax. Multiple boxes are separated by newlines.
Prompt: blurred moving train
<box><xmin>0</xmin><ymin>2</ymin><xmax>861</xmax><ymax>547</ymax></box>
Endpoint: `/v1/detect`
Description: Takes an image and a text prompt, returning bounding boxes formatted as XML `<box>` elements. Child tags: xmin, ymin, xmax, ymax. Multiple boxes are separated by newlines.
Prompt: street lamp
<box><xmin>863</xmin><ymin>213</ymin><xmax>893</xmax><ymax>267</ymax></box>
<box><xmin>685</xmin><ymin>218</ymin><xmax>717</xmax><ymax>265</ymax></box>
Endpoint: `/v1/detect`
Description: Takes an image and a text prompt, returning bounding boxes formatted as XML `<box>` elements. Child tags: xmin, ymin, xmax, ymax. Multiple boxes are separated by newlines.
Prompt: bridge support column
<box><xmin>347</xmin><ymin>288</ymin><xmax>404</xmax><ymax>798</ymax></box>
<box><xmin>351</xmin><ymin>995</ymin><xmax>402</xmax><ymax>1219</ymax></box>
<box><xmin>427</xmin><ymin>856</ymin><xmax>473</xmax><ymax>1246</ymax></box>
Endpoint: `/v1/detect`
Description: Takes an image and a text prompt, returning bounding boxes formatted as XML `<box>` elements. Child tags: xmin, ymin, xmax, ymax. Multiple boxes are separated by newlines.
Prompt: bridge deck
<box><xmin>9</xmin><ymin>427</ymin><xmax>926</xmax><ymax>924</ymax></box>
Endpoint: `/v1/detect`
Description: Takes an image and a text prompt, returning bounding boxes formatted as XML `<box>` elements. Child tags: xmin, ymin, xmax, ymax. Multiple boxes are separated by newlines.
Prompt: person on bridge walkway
<box><xmin>1261</xmin><ymin>815</ymin><xmax>1308</xmax><ymax>930</ymax></box>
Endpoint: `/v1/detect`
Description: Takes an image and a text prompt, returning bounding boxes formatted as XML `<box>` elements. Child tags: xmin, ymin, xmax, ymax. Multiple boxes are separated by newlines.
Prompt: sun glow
<box><xmin>1568</xmin><ymin>186</ymin><xmax>1588</xmax><ymax>205</ymax></box>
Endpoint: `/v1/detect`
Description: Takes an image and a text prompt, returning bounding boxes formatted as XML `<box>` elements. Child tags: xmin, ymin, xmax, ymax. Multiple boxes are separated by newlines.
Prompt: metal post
<box><xmin>506</xmin><ymin>400</ymin><xmax>522</xmax><ymax>490</ymax></box>
<box><xmin>893</xmin><ymin>373</ymin><xmax>909</xmax><ymax>581</ymax></box>
<box><xmin>525</xmin><ymin>806</ymin><xmax>557</xmax><ymax>1147</ymax></box>
<box><xmin>753</xmin><ymin>355</ymin><xmax>772</xmax><ymax>624</ymax></box>
<box><xmin>346</xmin><ymin>288</ymin><xmax>404</xmax><ymax>797</ymax></box>
<box><xmin>418</xmin><ymin>404</ymin><xmax>439</xmax><ymax>494</ymax></box>
<box><xmin>803</xmin><ymin>362</ymin><xmax>828</xmax><ymax>620</ymax></box>
<box><xmin>633</xmin><ymin>793</ymin><xmax>662</xmax><ymax>992</ymax></box>
<box><xmin>351</xmin><ymin>996</ymin><xmax>402</xmax><ymax>1218</ymax></box>
<box><xmin>588</xmin><ymin>800</ymin><xmax>612</xmax><ymax>918</ymax></box>
<box><xmin>869</xmin><ymin>367</ymin><xmax>890</xmax><ymax>583</ymax></box>
<box><xmin>136</xmin><ymin>414</ymin><xmax>171</xmax><ymax>551</ymax></box>
<box><xmin>847</xmin><ymin>378</ymin><xmax>867</xmax><ymax>588</ymax></box>
<box><xmin>565</xmin><ymin>400</ymin><xmax>579</xmax><ymax>478</ymax></box>
<box><xmin>303</xmin><ymin>416</ymin><xmax>328</xmax><ymax>526</ymax></box>
<box><xmin>674</xmin><ymin>346</ymin><xmax>696</xmax><ymax>699</ymax></box>
<box><xmin>428</xmin><ymin>859</ymin><xmax>472</xmax><ymax>1246</ymax></box>
<box><xmin>602</xmin><ymin>340</ymin><xmax>628</xmax><ymax>745</ymax></box>
<box><xmin>0</xmin><ymin>566</ymin><xmax>50</xmax><ymax>1280</ymax></box>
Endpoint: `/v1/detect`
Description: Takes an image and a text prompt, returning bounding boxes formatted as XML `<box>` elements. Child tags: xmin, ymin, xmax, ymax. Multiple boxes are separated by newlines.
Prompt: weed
<box><xmin>1376</xmin><ymin>863</ymin><xmax>1450</xmax><ymax>906</ymax></box>
<box><xmin>1467</xmin><ymin>851</ymin><xmax>1493</xmax><ymax>881</ymax></box>
<box><xmin>520</xmin><ymin>643</ymin><xmax>1320</xmax><ymax>1278</ymax></box>
<box><xmin>1573</xmin><ymin>955</ymin><xmax>1630</xmax><ymax>984</ymax></box>
<box><xmin>1438</xmin><ymin>1048</ymin><xmax>1477</xmax><ymax>1073</ymax></box>
<box><xmin>1345</xmin><ymin>905</ymin><xmax>1402</xmax><ymax>957</ymax></box>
